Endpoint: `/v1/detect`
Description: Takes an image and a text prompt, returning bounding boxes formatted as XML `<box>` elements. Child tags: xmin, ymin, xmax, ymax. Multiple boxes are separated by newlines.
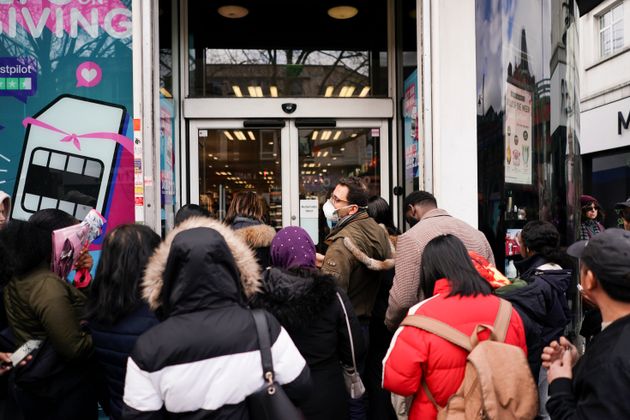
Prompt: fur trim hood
<box><xmin>343</xmin><ymin>224</ymin><xmax>396</xmax><ymax>271</ymax></box>
<box><xmin>233</xmin><ymin>223</ymin><xmax>276</xmax><ymax>249</ymax></box>
<box><xmin>251</xmin><ymin>267</ymin><xmax>337</xmax><ymax>330</ymax></box>
<box><xmin>143</xmin><ymin>217</ymin><xmax>261</xmax><ymax>312</ymax></box>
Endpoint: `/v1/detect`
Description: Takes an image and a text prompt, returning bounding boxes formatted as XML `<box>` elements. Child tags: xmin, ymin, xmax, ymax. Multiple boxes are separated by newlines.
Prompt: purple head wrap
<box><xmin>270</xmin><ymin>226</ymin><xmax>316</xmax><ymax>270</ymax></box>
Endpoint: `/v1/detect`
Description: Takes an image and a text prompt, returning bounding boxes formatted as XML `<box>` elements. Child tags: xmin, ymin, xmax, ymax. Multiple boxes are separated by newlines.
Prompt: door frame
<box><xmin>188</xmin><ymin>117</ymin><xmax>393</xmax><ymax>228</ymax></box>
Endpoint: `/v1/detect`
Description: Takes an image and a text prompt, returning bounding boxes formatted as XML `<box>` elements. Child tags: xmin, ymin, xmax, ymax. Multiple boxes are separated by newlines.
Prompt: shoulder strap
<box><xmin>336</xmin><ymin>292</ymin><xmax>358</xmax><ymax>371</ymax></box>
<box><xmin>493</xmin><ymin>299</ymin><xmax>512</xmax><ymax>342</ymax></box>
<box><xmin>251</xmin><ymin>309</ymin><xmax>274</xmax><ymax>379</ymax></box>
<box><xmin>400</xmin><ymin>315</ymin><xmax>472</xmax><ymax>352</ymax></box>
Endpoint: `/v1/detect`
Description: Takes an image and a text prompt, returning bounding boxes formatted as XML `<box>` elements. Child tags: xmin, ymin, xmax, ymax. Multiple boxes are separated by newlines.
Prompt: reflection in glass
<box><xmin>298</xmin><ymin>127</ymin><xmax>380</xmax><ymax>245</ymax></box>
<box><xmin>192</xmin><ymin>49</ymin><xmax>380</xmax><ymax>98</ymax></box>
<box><xmin>198</xmin><ymin>129</ymin><xmax>282</xmax><ymax>227</ymax></box>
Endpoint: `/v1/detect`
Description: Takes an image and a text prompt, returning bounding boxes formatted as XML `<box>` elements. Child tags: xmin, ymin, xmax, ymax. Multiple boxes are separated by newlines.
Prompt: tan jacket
<box><xmin>385</xmin><ymin>208</ymin><xmax>495</xmax><ymax>330</ymax></box>
<box><xmin>321</xmin><ymin>212</ymin><xmax>392</xmax><ymax>319</ymax></box>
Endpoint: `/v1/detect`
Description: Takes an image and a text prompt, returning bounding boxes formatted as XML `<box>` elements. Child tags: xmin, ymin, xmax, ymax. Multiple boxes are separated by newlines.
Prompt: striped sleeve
<box><xmin>122</xmin><ymin>358</ymin><xmax>164</xmax><ymax>419</ymax></box>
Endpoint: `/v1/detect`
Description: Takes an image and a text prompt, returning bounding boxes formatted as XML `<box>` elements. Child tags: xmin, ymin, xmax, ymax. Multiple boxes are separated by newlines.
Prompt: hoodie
<box><xmin>122</xmin><ymin>217</ymin><xmax>311</xmax><ymax>420</ymax></box>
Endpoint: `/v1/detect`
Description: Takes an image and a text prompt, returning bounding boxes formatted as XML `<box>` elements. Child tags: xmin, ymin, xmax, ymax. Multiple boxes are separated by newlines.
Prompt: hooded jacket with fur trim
<box><xmin>0</xmin><ymin>190</ymin><xmax>11</xmax><ymax>228</ymax></box>
<box><xmin>122</xmin><ymin>217</ymin><xmax>311</xmax><ymax>420</ymax></box>
<box><xmin>230</xmin><ymin>216</ymin><xmax>276</xmax><ymax>269</ymax></box>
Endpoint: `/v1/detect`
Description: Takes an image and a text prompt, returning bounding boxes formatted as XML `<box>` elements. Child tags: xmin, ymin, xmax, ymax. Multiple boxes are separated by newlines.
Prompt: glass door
<box><xmin>188</xmin><ymin>119</ymin><xmax>390</xmax><ymax>235</ymax></box>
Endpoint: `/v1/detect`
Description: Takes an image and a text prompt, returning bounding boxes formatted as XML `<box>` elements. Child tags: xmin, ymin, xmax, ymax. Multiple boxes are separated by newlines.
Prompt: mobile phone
<box><xmin>10</xmin><ymin>339</ymin><xmax>43</xmax><ymax>367</ymax></box>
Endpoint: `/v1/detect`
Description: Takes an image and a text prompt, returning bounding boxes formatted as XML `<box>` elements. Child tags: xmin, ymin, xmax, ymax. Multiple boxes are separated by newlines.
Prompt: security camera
<box><xmin>281</xmin><ymin>103</ymin><xmax>297</xmax><ymax>114</ymax></box>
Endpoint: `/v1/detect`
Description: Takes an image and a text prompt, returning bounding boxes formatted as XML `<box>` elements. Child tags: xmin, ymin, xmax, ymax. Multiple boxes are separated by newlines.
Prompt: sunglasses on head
<box><xmin>582</xmin><ymin>205</ymin><xmax>600</xmax><ymax>211</ymax></box>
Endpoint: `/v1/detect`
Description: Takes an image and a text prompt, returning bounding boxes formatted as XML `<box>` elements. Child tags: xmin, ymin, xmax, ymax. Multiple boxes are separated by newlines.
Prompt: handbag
<box><xmin>246</xmin><ymin>309</ymin><xmax>303</xmax><ymax>420</ymax></box>
<box><xmin>336</xmin><ymin>292</ymin><xmax>366</xmax><ymax>399</ymax></box>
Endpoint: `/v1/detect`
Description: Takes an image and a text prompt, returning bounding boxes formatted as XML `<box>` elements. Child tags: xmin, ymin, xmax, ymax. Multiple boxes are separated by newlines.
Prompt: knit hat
<box><xmin>270</xmin><ymin>226</ymin><xmax>316</xmax><ymax>270</ymax></box>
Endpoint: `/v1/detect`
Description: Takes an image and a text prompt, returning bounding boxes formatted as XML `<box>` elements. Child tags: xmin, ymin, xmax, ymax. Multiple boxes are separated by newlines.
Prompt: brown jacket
<box><xmin>321</xmin><ymin>212</ymin><xmax>392</xmax><ymax>319</ymax></box>
<box><xmin>385</xmin><ymin>208</ymin><xmax>495</xmax><ymax>330</ymax></box>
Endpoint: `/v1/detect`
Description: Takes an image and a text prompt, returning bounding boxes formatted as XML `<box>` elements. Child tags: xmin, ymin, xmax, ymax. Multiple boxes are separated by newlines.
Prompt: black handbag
<box><xmin>246</xmin><ymin>310</ymin><xmax>303</xmax><ymax>420</ymax></box>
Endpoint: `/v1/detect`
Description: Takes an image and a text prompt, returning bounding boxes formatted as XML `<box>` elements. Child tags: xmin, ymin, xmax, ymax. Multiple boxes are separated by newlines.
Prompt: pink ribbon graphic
<box><xmin>23</xmin><ymin>117</ymin><xmax>133</xmax><ymax>154</ymax></box>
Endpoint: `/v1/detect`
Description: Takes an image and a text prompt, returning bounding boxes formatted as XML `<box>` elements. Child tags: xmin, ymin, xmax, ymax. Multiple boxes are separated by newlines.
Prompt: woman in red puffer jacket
<box><xmin>382</xmin><ymin>234</ymin><xmax>527</xmax><ymax>420</ymax></box>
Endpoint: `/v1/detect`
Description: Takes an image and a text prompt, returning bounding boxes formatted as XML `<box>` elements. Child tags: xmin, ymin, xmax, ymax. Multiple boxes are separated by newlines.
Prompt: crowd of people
<box><xmin>0</xmin><ymin>183</ymin><xmax>629</xmax><ymax>420</ymax></box>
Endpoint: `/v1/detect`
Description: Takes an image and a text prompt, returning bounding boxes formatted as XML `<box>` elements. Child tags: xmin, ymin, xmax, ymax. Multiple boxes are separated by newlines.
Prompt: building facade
<box><xmin>579</xmin><ymin>0</ymin><xmax>630</xmax><ymax>228</ymax></box>
<box><xmin>0</xmin><ymin>0</ymin><xmax>584</xmax><ymax>269</ymax></box>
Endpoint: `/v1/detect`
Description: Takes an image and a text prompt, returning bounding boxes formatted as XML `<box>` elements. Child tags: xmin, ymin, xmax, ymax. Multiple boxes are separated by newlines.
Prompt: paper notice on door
<box><xmin>300</xmin><ymin>198</ymin><xmax>319</xmax><ymax>244</ymax></box>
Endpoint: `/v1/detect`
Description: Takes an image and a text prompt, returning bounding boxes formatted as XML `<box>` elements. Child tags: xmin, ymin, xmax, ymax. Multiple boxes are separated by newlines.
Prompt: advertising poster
<box><xmin>403</xmin><ymin>69</ymin><xmax>421</xmax><ymax>195</ymax></box>
<box><xmin>0</xmin><ymin>1</ymin><xmax>134</xmax><ymax>253</ymax></box>
<box><xmin>160</xmin><ymin>97</ymin><xmax>176</xmax><ymax>233</ymax></box>
<box><xmin>505</xmin><ymin>82</ymin><xmax>532</xmax><ymax>185</ymax></box>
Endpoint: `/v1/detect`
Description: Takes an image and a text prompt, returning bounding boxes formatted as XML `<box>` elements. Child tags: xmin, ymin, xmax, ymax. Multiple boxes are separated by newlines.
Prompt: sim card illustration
<box><xmin>12</xmin><ymin>95</ymin><xmax>127</xmax><ymax>221</ymax></box>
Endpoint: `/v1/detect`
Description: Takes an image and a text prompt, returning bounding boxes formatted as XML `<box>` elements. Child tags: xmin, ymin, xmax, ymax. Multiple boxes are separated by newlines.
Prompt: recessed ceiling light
<box><xmin>218</xmin><ymin>5</ymin><xmax>249</xmax><ymax>19</ymax></box>
<box><xmin>328</xmin><ymin>6</ymin><xmax>358</xmax><ymax>20</ymax></box>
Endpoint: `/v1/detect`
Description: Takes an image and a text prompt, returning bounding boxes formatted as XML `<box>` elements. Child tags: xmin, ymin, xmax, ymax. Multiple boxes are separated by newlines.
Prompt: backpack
<box><xmin>400</xmin><ymin>299</ymin><xmax>538</xmax><ymax>420</ymax></box>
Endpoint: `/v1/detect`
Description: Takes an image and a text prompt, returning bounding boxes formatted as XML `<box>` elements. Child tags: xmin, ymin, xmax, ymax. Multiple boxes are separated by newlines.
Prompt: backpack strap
<box><xmin>400</xmin><ymin>316</ymin><xmax>472</xmax><ymax>351</ymax></box>
<box><xmin>492</xmin><ymin>299</ymin><xmax>513</xmax><ymax>342</ymax></box>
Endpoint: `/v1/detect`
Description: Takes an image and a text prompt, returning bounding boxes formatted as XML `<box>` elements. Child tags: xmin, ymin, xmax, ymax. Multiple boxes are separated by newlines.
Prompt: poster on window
<box><xmin>0</xmin><ymin>1</ymin><xmax>134</xmax><ymax>264</ymax></box>
<box><xmin>504</xmin><ymin>82</ymin><xmax>532</xmax><ymax>185</ymax></box>
<box><xmin>403</xmin><ymin>69</ymin><xmax>421</xmax><ymax>194</ymax></box>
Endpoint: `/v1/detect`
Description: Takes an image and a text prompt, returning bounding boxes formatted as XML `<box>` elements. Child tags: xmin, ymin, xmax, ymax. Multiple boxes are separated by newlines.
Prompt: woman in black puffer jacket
<box><xmin>251</xmin><ymin>226</ymin><xmax>365</xmax><ymax>420</ymax></box>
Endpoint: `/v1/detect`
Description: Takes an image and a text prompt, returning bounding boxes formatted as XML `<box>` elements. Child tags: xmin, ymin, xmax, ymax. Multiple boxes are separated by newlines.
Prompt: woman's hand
<box><xmin>74</xmin><ymin>247</ymin><xmax>93</xmax><ymax>271</ymax></box>
<box><xmin>0</xmin><ymin>352</ymin><xmax>32</xmax><ymax>375</ymax></box>
<box><xmin>316</xmin><ymin>253</ymin><xmax>325</xmax><ymax>268</ymax></box>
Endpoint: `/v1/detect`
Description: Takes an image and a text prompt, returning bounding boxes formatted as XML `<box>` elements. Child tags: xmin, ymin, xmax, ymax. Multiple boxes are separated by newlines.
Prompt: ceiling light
<box><xmin>325</xmin><ymin>86</ymin><xmax>334</xmax><ymax>97</ymax></box>
<box><xmin>328</xmin><ymin>5</ymin><xmax>358</xmax><ymax>19</ymax></box>
<box><xmin>247</xmin><ymin>86</ymin><xmax>257</xmax><ymax>97</ymax></box>
<box><xmin>359</xmin><ymin>86</ymin><xmax>371</xmax><ymax>97</ymax></box>
<box><xmin>312</xmin><ymin>130</ymin><xmax>319</xmax><ymax>140</ymax></box>
<box><xmin>247</xmin><ymin>131</ymin><xmax>256</xmax><ymax>141</ymax></box>
<box><xmin>232</xmin><ymin>86</ymin><xmax>243</xmax><ymax>97</ymax></box>
<box><xmin>333</xmin><ymin>130</ymin><xmax>342</xmax><ymax>140</ymax></box>
<box><xmin>234</xmin><ymin>131</ymin><xmax>247</xmax><ymax>141</ymax></box>
<box><xmin>345</xmin><ymin>86</ymin><xmax>356</xmax><ymax>97</ymax></box>
<box><xmin>270</xmin><ymin>86</ymin><xmax>278</xmax><ymax>97</ymax></box>
<box><xmin>218</xmin><ymin>5</ymin><xmax>249</xmax><ymax>19</ymax></box>
<box><xmin>224</xmin><ymin>131</ymin><xmax>234</xmax><ymax>140</ymax></box>
<box><xmin>338</xmin><ymin>86</ymin><xmax>349</xmax><ymax>97</ymax></box>
<box><xmin>256</xmin><ymin>86</ymin><xmax>263</xmax><ymax>97</ymax></box>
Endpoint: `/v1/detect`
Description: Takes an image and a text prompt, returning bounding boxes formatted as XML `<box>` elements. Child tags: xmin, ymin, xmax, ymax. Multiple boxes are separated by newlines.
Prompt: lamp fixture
<box><xmin>328</xmin><ymin>5</ymin><xmax>358</xmax><ymax>19</ymax></box>
<box><xmin>218</xmin><ymin>5</ymin><xmax>249</xmax><ymax>19</ymax></box>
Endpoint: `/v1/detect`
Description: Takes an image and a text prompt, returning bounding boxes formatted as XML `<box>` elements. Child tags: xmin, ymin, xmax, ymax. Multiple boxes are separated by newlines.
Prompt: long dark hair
<box><xmin>88</xmin><ymin>224</ymin><xmax>160</xmax><ymax>325</ymax></box>
<box><xmin>520</xmin><ymin>221</ymin><xmax>568</xmax><ymax>266</ymax></box>
<box><xmin>0</xmin><ymin>220</ymin><xmax>56</xmax><ymax>284</ymax></box>
<box><xmin>421</xmin><ymin>234</ymin><xmax>493</xmax><ymax>298</ymax></box>
<box><xmin>368</xmin><ymin>196</ymin><xmax>400</xmax><ymax>236</ymax></box>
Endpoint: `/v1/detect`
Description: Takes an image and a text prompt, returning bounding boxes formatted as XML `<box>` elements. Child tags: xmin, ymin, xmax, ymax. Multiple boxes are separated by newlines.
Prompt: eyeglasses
<box><xmin>583</xmin><ymin>206</ymin><xmax>599</xmax><ymax>212</ymax></box>
<box><xmin>330</xmin><ymin>195</ymin><xmax>350</xmax><ymax>205</ymax></box>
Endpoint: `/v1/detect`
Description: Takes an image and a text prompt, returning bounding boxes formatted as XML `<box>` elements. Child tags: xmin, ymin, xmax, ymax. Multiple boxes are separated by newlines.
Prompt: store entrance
<box><xmin>188</xmin><ymin>118</ymin><xmax>389</xmax><ymax>245</ymax></box>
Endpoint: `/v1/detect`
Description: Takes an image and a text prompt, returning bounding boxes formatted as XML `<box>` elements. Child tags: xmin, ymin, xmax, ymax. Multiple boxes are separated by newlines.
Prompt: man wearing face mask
<box><xmin>385</xmin><ymin>191</ymin><xmax>495</xmax><ymax>331</ymax></box>
<box><xmin>321</xmin><ymin>177</ymin><xmax>392</xmax><ymax>327</ymax></box>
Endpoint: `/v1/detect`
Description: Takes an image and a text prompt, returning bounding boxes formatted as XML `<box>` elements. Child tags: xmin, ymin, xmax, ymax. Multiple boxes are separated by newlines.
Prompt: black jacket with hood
<box><xmin>251</xmin><ymin>267</ymin><xmax>365</xmax><ymax>420</ymax></box>
<box><xmin>122</xmin><ymin>217</ymin><xmax>311</xmax><ymax>420</ymax></box>
<box><xmin>500</xmin><ymin>255</ymin><xmax>572</xmax><ymax>378</ymax></box>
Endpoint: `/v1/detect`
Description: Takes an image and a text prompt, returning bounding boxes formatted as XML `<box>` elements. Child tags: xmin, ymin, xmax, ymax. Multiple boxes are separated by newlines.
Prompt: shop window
<box><xmin>599</xmin><ymin>3</ymin><xmax>624</xmax><ymax>57</ymax></box>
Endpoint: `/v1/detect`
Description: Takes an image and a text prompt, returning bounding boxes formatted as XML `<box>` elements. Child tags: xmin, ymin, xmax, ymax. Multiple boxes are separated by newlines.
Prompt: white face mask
<box><xmin>323</xmin><ymin>200</ymin><xmax>339</xmax><ymax>224</ymax></box>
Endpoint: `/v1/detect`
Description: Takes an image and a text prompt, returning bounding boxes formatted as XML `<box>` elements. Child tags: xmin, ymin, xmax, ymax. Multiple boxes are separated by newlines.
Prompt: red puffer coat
<box><xmin>382</xmin><ymin>279</ymin><xmax>527</xmax><ymax>420</ymax></box>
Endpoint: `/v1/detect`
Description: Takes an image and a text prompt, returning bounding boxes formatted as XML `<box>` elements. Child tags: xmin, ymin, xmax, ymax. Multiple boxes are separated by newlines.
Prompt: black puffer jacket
<box><xmin>500</xmin><ymin>255</ymin><xmax>572</xmax><ymax>379</ymax></box>
<box><xmin>251</xmin><ymin>267</ymin><xmax>365</xmax><ymax>420</ymax></box>
<box><xmin>122</xmin><ymin>218</ymin><xmax>311</xmax><ymax>420</ymax></box>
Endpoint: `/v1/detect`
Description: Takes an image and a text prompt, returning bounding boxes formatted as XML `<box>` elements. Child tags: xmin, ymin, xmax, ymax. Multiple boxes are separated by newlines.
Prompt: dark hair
<box><xmin>224</xmin><ymin>191</ymin><xmax>265</xmax><ymax>225</ymax></box>
<box><xmin>520</xmin><ymin>221</ymin><xmax>568</xmax><ymax>266</ymax></box>
<box><xmin>593</xmin><ymin>269</ymin><xmax>630</xmax><ymax>303</ymax></box>
<box><xmin>88</xmin><ymin>224</ymin><xmax>161</xmax><ymax>325</ymax></box>
<box><xmin>580</xmin><ymin>201</ymin><xmax>605</xmax><ymax>222</ymax></box>
<box><xmin>404</xmin><ymin>191</ymin><xmax>437</xmax><ymax>209</ymax></box>
<box><xmin>368</xmin><ymin>196</ymin><xmax>400</xmax><ymax>235</ymax></box>
<box><xmin>421</xmin><ymin>234</ymin><xmax>493</xmax><ymax>298</ymax></box>
<box><xmin>29</xmin><ymin>208</ymin><xmax>78</xmax><ymax>232</ymax></box>
<box><xmin>175</xmin><ymin>204</ymin><xmax>211</xmax><ymax>226</ymax></box>
<box><xmin>337</xmin><ymin>177</ymin><xmax>368</xmax><ymax>207</ymax></box>
<box><xmin>0</xmin><ymin>220</ymin><xmax>52</xmax><ymax>282</ymax></box>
